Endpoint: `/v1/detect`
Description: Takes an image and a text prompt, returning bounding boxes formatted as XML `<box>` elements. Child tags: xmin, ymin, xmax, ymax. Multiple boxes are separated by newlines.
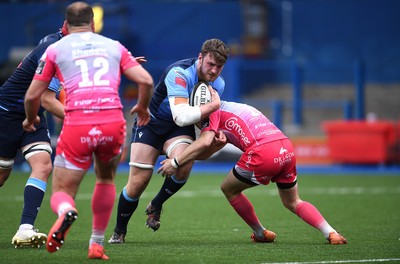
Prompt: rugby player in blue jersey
<box><xmin>109</xmin><ymin>39</ymin><xmax>229</xmax><ymax>243</ymax></box>
<box><xmin>0</xmin><ymin>23</ymin><xmax>67</xmax><ymax>248</ymax></box>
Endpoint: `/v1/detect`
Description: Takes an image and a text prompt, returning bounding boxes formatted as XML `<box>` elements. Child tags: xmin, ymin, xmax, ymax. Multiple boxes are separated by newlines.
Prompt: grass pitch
<box><xmin>0</xmin><ymin>169</ymin><xmax>399</xmax><ymax>263</ymax></box>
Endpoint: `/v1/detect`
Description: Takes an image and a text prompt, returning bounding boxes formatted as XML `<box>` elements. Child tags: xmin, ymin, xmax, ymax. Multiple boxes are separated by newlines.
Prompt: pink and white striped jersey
<box><xmin>202</xmin><ymin>101</ymin><xmax>288</xmax><ymax>151</ymax></box>
<box><xmin>34</xmin><ymin>32</ymin><xmax>139</xmax><ymax>125</ymax></box>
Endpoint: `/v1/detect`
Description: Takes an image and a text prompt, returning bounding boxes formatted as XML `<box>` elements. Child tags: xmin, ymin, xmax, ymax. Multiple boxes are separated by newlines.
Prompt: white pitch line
<box><xmin>1</xmin><ymin>186</ymin><xmax>400</xmax><ymax>202</ymax></box>
<box><xmin>261</xmin><ymin>258</ymin><xmax>400</xmax><ymax>264</ymax></box>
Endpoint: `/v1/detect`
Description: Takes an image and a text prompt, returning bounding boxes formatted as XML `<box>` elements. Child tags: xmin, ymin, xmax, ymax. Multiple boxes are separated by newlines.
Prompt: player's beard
<box><xmin>198</xmin><ymin>61</ymin><xmax>218</xmax><ymax>82</ymax></box>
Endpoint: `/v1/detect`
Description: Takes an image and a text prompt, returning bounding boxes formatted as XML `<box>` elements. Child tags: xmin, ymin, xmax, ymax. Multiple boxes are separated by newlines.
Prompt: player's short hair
<box><xmin>201</xmin><ymin>38</ymin><xmax>230</xmax><ymax>64</ymax></box>
<box><xmin>66</xmin><ymin>1</ymin><xmax>94</xmax><ymax>27</ymax></box>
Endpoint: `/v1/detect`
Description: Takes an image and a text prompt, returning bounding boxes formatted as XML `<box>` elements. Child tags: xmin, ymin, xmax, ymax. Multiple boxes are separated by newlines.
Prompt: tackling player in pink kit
<box><xmin>158</xmin><ymin>99</ymin><xmax>347</xmax><ymax>245</ymax></box>
<box><xmin>23</xmin><ymin>1</ymin><xmax>153</xmax><ymax>260</ymax></box>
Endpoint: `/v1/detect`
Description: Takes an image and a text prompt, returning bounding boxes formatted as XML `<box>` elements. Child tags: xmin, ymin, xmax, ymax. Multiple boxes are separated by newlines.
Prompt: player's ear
<box><xmin>91</xmin><ymin>20</ymin><xmax>95</xmax><ymax>32</ymax></box>
<box><xmin>61</xmin><ymin>20</ymin><xmax>68</xmax><ymax>36</ymax></box>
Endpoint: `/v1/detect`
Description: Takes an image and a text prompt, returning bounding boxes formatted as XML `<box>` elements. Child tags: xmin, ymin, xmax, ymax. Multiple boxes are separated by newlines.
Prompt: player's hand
<box><xmin>130</xmin><ymin>104</ymin><xmax>150</xmax><ymax>126</ymax></box>
<box><xmin>135</xmin><ymin>56</ymin><xmax>147</xmax><ymax>64</ymax></box>
<box><xmin>157</xmin><ymin>159</ymin><xmax>177</xmax><ymax>177</ymax></box>
<box><xmin>214</xmin><ymin>131</ymin><xmax>227</xmax><ymax>147</ymax></box>
<box><xmin>22</xmin><ymin>116</ymin><xmax>40</xmax><ymax>132</ymax></box>
<box><xmin>208</xmin><ymin>85</ymin><xmax>220</xmax><ymax>104</ymax></box>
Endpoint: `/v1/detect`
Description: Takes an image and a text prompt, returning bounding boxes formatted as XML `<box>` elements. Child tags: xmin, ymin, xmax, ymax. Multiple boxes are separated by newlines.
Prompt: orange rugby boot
<box><xmin>46</xmin><ymin>208</ymin><xmax>78</xmax><ymax>253</ymax></box>
<box><xmin>251</xmin><ymin>229</ymin><xmax>276</xmax><ymax>243</ymax></box>
<box><xmin>88</xmin><ymin>243</ymin><xmax>109</xmax><ymax>260</ymax></box>
<box><xmin>328</xmin><ymin>232</ymin><xmax>348</xmax><ymax>245</ymax></box>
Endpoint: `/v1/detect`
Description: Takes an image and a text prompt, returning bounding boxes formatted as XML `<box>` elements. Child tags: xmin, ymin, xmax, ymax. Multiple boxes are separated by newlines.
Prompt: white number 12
<box><xmin>75</xmin><ymin>57</ymin><xmax>110</xmax><ymax>88</ymax></box>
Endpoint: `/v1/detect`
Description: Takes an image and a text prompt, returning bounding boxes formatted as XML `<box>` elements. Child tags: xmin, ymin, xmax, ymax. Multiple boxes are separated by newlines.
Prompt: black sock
<box><xmin>114</xmin><ymin>190</ymin><xmax>138</xmax><ymax>234</ymax></box>
<box><xmin>151</xmin><ymin>176</ymin><xmax>187</xmax><ymax>208</ymax></box>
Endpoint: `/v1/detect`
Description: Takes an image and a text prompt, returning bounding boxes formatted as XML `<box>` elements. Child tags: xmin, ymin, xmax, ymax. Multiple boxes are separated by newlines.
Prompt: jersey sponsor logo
<box><xmin>224</xmin><ymin>117</ymin><xmax>251</xmax><ymax>146</ymax></box>
<box><xmin>36</xmin><ymin>60</ymin><xmax>46</xmax><ymax>75</ymax></box>
<box><xmin>88</xmin><ymin>127</ymin><xmax>102</xmax><ymax>136</ymax></box>
<box><xmin>175</xmin><ymin>76</ymin><xmax>187</xmax><ymax>88</ymax></box>
<box><xmin>255</xmin><ymin>122</ymin><xmax>267</xmax><ymax>129</ymax></box>
<box><xmin>81</xmin><ymin>127</ymin><xmax>114</xmax><ymax>146</ymax></box>
<box><xmin>279</xmin><ymin>147</ymin><xmax>288</xmax><ymax>155</ymax></box>
<box><xmin>245</xmin><ymin>149</ymin><xmax>254</xmax><ymax>168</ymax></box>
<box><xmin>274</xmin><ymin>150</ymin><xmax>295</xmax><ymax>166</ymax></box>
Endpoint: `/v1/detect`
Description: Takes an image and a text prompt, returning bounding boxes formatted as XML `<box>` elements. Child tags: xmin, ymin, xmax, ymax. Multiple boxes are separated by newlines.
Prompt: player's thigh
<box><xmin>130</xmin><ymin>142</ymin><xmax>159</xmax><ymax>165</ymax></box>
<box><xmin>164</xmin><ymin>135</ymin><xmax>195</xmax><ymax>179</ymax></box>
<box><xmin>0</xmin><ymin>112</ymin><xmax>25</xmax><ymax>159</ymax></box>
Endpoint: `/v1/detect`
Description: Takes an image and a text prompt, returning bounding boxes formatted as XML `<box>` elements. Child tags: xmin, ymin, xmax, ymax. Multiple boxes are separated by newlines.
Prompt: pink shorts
<box><xmin>56</xmin><ymin>121</ymin><xmax>126</xmax><ymax>170</ymax></box>
<box><xmin>235</xmin><ymin>138</ymin><xmax>297</xmax><ymax>185</ymax></box>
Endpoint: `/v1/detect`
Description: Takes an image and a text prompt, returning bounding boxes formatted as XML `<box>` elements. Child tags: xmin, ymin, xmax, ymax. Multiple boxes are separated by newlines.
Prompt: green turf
<box><xmin>0</xmin><ymin>170</ymin><xmax>399</xmax><ymax>263</ymax></box>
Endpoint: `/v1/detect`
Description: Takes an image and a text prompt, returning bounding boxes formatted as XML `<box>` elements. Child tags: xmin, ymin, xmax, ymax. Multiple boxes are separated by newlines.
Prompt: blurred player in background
<box><xmin>23</xmin><ymin>1</ymin><xmax>153</xmax><ymax>260</ymax></box>
<box><xmin>158</xmin><ymin>100</ymin><xmax>348</xmax><ymax>245</ymax></box>
<box><xmin>108</xmin><ymin>38</ymin><xmax>229</xmax><ymax>244</ymax></box>
<box><xmin>0</xmin><ymin>20</ymin><xmax>67</xmax><ymax>248</ymax></box>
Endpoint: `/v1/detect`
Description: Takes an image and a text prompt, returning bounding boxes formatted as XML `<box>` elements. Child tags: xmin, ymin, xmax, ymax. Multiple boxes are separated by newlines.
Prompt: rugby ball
<box><xmin>189</xmin><ymin>81</ymin><xmax>212</xmax><ymax>106</ymax></box>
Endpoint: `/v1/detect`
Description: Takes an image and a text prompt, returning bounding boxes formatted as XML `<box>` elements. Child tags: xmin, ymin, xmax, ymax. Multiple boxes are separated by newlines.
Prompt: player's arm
<box><xmin>196</xmin><ymin>130</ymin><xmax>228</xmax><ymax>160</ymax></box>
<box><xmin>169</xmin><ymin>84</ymin><xmax>220</xmax><ymax>127</ymax></box>
<box><xmin>173</xmin><ymin>85</ymin><xmax>221</xmax><ymax>121</ymax></box>
<box><xmin>123</xmin><ymin>65</ymin><xmax>154</xmax><ymax>126</ymax></box>
<box><xmin>41</xmin><ymin>78</ymin><xmax>65</xmax><ymax>120</ymax></box>
<box><xmin>157</xmin><ymin>130</ymin><xmax>216</xmax><ymax>177</ymax></box>
<box><xmin>118</xmin><ymin>45</ymin><xmax>154</xmax><ymax>126</ymax></box>
<box><xmin>23</xmin><ymin>79</ymin><xmax>51</xmax><ymax>132</ymax></box>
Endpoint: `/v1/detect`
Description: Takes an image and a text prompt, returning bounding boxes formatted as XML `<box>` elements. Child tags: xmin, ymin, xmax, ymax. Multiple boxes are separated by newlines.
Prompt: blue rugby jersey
<box><xmin>0</xmin><ymin>31</ymin><xmax>63</xmax><ymax>115</ymax></box>
<box><xmin>149</xmin><ymin>58</ymin><xmax>225</xmax><ymax>122</ymax></box>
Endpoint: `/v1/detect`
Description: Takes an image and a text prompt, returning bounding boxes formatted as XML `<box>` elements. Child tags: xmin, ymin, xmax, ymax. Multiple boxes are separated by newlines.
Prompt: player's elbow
<box><xmin>40</xmin><ymin>97</ymin><xmax>51</xmax><ymax>110</ymax></box>
<box><xmin>174</xmin><ymin>115</ymin><xmax>197</xmax><ymax>127</ymax></box>
<box><xmin>144</xmin><ymin>77</ymin><xmax>154</xmax><ymax>88</ymax></box>
<box><xmin>171</xmin><ymin>103</ymin><xmax>202</xmax><ymax>127</ymax></box>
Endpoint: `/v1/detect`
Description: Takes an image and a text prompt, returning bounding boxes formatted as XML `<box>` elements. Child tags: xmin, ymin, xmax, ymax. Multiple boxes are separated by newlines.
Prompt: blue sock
<box><xmin>114</xmin><ymin>187</ymin><xmax>139</xmax><ymax>234</ymax></box>
<box><xmin>151</xmin><ymin>175</ymin><xmax>187</xmax><ymax>209</ymax></box>
<box><xmin>20</xmin><ymin>178</ymin><xmax>46</xmax><ymax>226</ymax></box>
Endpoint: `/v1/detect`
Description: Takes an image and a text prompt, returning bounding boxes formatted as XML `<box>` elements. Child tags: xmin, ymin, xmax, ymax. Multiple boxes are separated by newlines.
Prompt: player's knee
<box><xmin>281</xmin><ymin>197</ymin><xmax>301</xmax><ymax>213</ymax></box>
<box><xmin>220</xmin><ymin>184</ymin><xmax>232</xmax><ymax>198</ymax></box>
<box><xmin>41</xmin><ymin>161</ymin><xmax>53</xmax><ymax>175</ymax></box>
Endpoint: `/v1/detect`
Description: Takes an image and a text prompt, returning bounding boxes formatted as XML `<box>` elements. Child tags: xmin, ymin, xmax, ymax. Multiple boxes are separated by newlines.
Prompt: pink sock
<box><xmin>229</xmin><ymin>193</ymin><xmax>262</xmax><ymax>230</ymax></box>
<box><xmin>295</xmin><ymin>201</ymin><xmax>335</xmax><ymax>238</ymax></box>
<box><xmin>295</xmin><ymin>201</ymin><xmax>326</xmax><ymax>228</ymax></box>
<box><xmin>50</xmin><ymin>191</ymin><xmax>76</xmax><ymax>216</ymax></box>
<box><xmin>91</xmin><ymin>183</ymin><xmax>116</xmax><ymax>234</ymax></box>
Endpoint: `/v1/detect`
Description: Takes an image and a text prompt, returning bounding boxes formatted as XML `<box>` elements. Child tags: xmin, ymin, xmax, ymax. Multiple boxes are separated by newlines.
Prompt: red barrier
<box><xmin>323</xmin><ymin>120</ymin><xmax>398</xmax><ymax>164</ymax></box>
<box><xmin>292</xmin><ymin>137</ymin><xmax>332</xmax><ymax>165</ymax></box>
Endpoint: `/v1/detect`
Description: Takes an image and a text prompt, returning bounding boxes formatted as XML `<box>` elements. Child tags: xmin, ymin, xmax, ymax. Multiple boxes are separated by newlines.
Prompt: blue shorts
<box><xmin>0</xmin><ymin>110</ymin><xmax>50</xmax><ymax>158</ymax></box>
<box><xmin>131</xmin><ymin>117</ymin><xmax>195</xmax><ymax>152</ymax></box>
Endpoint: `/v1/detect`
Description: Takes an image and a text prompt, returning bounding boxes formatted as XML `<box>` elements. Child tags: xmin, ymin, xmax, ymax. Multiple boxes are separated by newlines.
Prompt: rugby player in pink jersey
<box><xmin>22</xmin><ymin>1</ymin><xmax>153</xmax><ymax>260</ymax></box>
<box><xmin>158</xmin><ymin>100</ymin><xmax>347</xmax><ymax>245</ymax></box>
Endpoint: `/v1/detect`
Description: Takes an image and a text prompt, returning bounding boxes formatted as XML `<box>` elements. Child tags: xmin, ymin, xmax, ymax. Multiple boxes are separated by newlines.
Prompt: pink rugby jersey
<box><xmin>203</xmin><ymin>101</ymin><xmax>287</xmax><ymax>151</ymax></box>
<box><xmin>34</xmin><ymin>32</ymin><xmax>139</xmax><ymax>125</ymax></box>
